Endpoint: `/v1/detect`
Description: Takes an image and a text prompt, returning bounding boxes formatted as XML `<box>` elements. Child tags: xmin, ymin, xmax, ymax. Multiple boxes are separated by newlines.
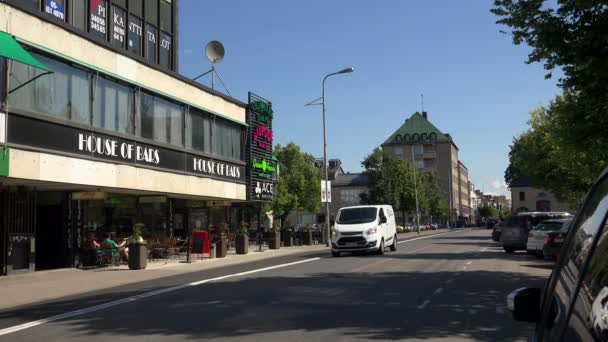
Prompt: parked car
<box><xmin>487</xmin><ymin>218</ymin><xmax>499</xmax><ymax>229</ymax></box>
<box><xmin>396</xmin><ymin>225</ymin><xmax>405</xmax><ymax>233</ymax></box>
<box><xmin>541</xmin><ymin>222</ymin><xmax>572</xmax><ymax>261</ymax></box>
<box><xmin>500</xmin><ymin>211</ymin><xmax>572</xmax><ymax>253</ymax></box>
<box><xmin>492</xmin><ymin>222</ymin><xmax>503</xmax><ymax>242</ymax></box>
<box><xmin>431</xmin><ymin>223</ymin><xmax>439</xmax><ymax>230</ymax></box>
<box><xmin>526</xmin><ymin>219</ymin><xmax>573</xmax><ymax>258</ymax></box>
<box><xmin>507</xmin><ymin>167</ymin><xmax>608</xmax><ymax>341</ymax></box>
<box><xmin>331</xmin><ymin>205</ymin><xmax>397</xmax><ymax>257</ymax></box>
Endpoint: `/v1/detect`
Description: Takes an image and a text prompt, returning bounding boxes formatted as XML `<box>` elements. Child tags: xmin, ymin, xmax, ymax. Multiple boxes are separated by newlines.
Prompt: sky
<box><xmin>178</xmin><ymin>1</ymin><xmax>561</xmax><ymax>196</ymax></box>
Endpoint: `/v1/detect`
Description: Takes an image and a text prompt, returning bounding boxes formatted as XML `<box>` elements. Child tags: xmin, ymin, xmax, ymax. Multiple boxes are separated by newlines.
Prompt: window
<box><xmin>145</xmin><ymin>0</ymin><xmax>158</xmax><ymax>23</ymax></box>
<box><xmin>414</xmin><ymin>159</ymin><xmax>424</xmax><ymax>169</ymax></box>
<box><xmin>8</xmin><ymin>53</ymin><xmax>90</xmax><ymax>124</ymax></box>
<box><xmin>128</xmin><ymin>15</ymin><xmax>143</xmax><ymax>56</ymax></box>
<box><xmin>23</xmin><ymin>0</ymin><xmax>40</xmax><ymax>10</ymax></box>
<box><xmin>413</xmin><ymin>144</ymin><xmax>423</xmax><ymax>155</ymax></box>
<box><xmin>519</xmin><ymin>191</ymin><xmax>526</xmax><ymax>201</ymax></box>
<box><xmin>538</xmin><ymin>177</ymin><xmax>608</xmax><ymax>340</ymax></box>
<box><xmin>44</xmin><ymin>0</ymin><xmax>65</xmax><ymax>21</ymax></box>
<box><xmin>128</xmin><ymin>0</ymin><xmax>143</xmax><ymax>17</ymax></box>
<box><xmin>212</xmin><ymin>119</ymin><xmax>243</xmax><ymax>160</ymax></box>
<box><xmin>0</xmin><ymin>57</ymin><xmax>6</xmax><ymax>109</ymax></box>
<box><xmin>70</xmin><ymin>0</ymin><xmax>87</xmax><ymax>31</ymax></box>
<box><xmin>393</xmin><ymin>147</ymin><xmax>403</xmax><ymax>155</ymax></box>
<box><xmin>424</xmin><ymin>159</ymin><xmax>435</xmax><ymax>169</ymax></box>
<box><xmin>146</xmin><ymin>24</ymin><xmax>158</xmax><ymax>64</ymax></box>
<box><xmin>423</xmin><ymin>144</ymin><xmax>435</xmax><ymax>152</ymax></box>
<box><xmin>93</xmin><ymin>75</ymin><xmax>135</xmax><ymax>134</ymax></box>
<box><xmin>159</xmin><ymin>0</ymin><xmax>172</xmax><ymax>32</ymax></box>
<box><xmin>90</xmin><ymin>0</ymin><xmax>108</xmax><ymax>40</ymax></box>
<box><xmin>159</xmin><ymin>31</ymin><xmax>172</xmax><ymax>69</ymax></box>
<box><xmin>111</xmin><ymin>5</ymin><xmax>127</xmax><ymax>49</ymax></box>
<box><xmin>186</xmin><ymin>109</ymin><xmax>212</xmax><ymax>153</ymax></box>
<box><xmin>139</xmin><ymin>93</ymin><xmax>183</xmax><ymax>147</ymax></box>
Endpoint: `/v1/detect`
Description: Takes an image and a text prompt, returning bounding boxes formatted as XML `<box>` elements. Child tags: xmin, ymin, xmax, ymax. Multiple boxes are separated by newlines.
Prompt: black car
<box><xmin>541</xmin><ymin>222</ymin><xmax>571</xmax><ymax>261</ymax></box>
<box><xmin>492</xmin><ymin>222</ymin><xmax>503</xmax><ymax>242</ymax></box>
<box><xmin>508</xmin><ymin>167</ymin><xmax>608</xmax><ymax>340</ymax></box>
<box><xmin>487</xmin><ymin>218</ymin><xmax>499</xmax><ymax>229</ymax></box>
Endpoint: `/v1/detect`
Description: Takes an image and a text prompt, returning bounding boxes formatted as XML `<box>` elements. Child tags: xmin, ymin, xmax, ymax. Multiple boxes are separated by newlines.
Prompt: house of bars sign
<box><xmin>246</xmin><ymin>92</ymin><xmax>276</xmax><ymax>202</ymax></box>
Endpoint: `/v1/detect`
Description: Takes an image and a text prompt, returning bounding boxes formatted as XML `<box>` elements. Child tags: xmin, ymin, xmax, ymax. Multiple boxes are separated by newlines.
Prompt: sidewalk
<box><xmin>0</xmin><ymin>244</ymin><xmax>327</xmax><ymax>311</ymax></box>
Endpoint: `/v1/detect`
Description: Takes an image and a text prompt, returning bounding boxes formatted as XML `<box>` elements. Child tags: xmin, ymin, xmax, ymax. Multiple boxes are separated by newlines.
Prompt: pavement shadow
<box><xmin>0</xmin><ymin>268</ymin><xmax>547</xmax><ymax>341</ymax></box>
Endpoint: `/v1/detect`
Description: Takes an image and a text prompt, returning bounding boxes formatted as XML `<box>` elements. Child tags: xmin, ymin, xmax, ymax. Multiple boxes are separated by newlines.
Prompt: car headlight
<box><xmin>365</xmin><ymin>228</ymin><xmax>378</xmax><ymax>236</ymax></box>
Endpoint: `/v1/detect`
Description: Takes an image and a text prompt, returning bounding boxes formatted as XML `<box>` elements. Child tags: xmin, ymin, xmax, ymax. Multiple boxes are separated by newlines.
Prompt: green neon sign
<box><xmin>252</xmin><ymin>159</ymin><xmax>276</xmax><ymax>173</ymax></box>
<box><xmin>250</xmin><ymin>101</ymin><xmax>273</xmax><ymax>118</ymax></box>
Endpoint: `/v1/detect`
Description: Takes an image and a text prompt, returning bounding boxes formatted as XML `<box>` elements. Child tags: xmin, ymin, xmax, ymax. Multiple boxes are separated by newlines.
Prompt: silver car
<box><xmin>525</xmin><ymin>219</ymin><xmax>572</xmax><ymax>258</ymax></box>
<box><xmin>500</xmin><ymin>212</ymin><xmax>572</xmax><ymax>253</ymax></box>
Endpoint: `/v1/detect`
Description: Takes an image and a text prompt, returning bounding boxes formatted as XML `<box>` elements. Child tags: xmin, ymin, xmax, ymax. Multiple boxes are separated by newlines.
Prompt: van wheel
<box><xmin>331</xmin><ymin>251</ymin><xmax>340</xmax><ymax>257</ymax></box>
<box><xmin>390</xmin><ymin>234</ymin><xmax>397</xmax><ymax>251</ymax></box>
<box><xmin>377</xmin><ymin>239</ymin><xmax>385</xmax><ymax>255</ymax></box>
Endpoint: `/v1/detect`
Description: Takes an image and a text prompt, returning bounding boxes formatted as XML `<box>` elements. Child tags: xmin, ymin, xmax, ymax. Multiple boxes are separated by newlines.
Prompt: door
<box><xmin>536</xmin><ymin>175</ymin><xmax>608</xmax><ymax>341</ymax></box>
<box><xmin>378</xmin><ymin>208</ymin><xmax>388</xmax><ymax>242</ymax></box>
<box><xmin>35</xmin><ymin>205</ymin><xmax>66</xmax><ymax>270</ymax></box>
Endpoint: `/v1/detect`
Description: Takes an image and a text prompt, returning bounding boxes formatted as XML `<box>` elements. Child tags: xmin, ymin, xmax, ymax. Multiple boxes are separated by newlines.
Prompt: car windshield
<box><xmin>337</xmin><ymin>207</ymin><xmax>378</xmax><ymax>224</ymax></box>
<box><xmin>535</xmin><ymin>222</ymin><xmax>564</xmax><ymax>231</ymax></box>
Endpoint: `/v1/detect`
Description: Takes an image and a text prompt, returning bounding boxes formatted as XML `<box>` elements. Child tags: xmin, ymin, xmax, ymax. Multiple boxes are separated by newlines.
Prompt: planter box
<box><xmin>236</xmin><ymin>234</ymin><xmax>248</xmax><ymax>254</ymax></box>
<box><xmin>128</xmin><ymin>243</ymin><xmax>147</xmax><ymax>270</ymax></box>
<box><xmin>303</xmin><ymin>231</ymin><xmax>313</xmax><ymax>246</ymax></box>
<box><xmin>269</xmin><ymin>231</ymin><xmax>280</xmax><ymax>250</ymax></box>
<box><xmin>216</xmin><ymin>238</ymin><xmax>227</xmax><ymax>258</ymax></box>
<box><xmin>283</xmin><ymin>231</ymin><xmax>294</xmax><ymax>247</ymax></box>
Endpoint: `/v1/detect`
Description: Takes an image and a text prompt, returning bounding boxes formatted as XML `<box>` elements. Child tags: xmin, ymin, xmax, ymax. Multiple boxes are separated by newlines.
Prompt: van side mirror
<box><xmin>507</xmin><ymin>287</ymin><xmax>541</xmax><ymax>322</ymax></box>
<box><xmin>380</xmin><ymin>216</ymin><xmax>387</xmax><ymax>224</ymax></box>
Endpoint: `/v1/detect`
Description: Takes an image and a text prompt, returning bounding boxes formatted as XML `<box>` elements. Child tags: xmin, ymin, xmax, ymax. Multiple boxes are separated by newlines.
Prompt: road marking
<box><xmin>0</xmin><ymin>257</ymin><xmax>321</xmax><ymax>337</ymax></box>
<box><xmin>417</xmin><ymin>300</ymin><xmax>431</xmax><ymax>309</ymax></box>
<box><xmin>397</xmin><ymin>231</ymin><xmax>454</xmax><ymax>244</ymax></box>
<box><xmin>434</xmin><ymin>288</ymin><xmax>444</xmax><ymax>295</ymax></box>
<box><xmin>446</xmin><ymin>279</ymin><xmax>454</xmax><ymax>284</ymax></box>
<box><xmin>463</xmin><ymin>267</ymin><xmax>467</xmax><ymax>270</ymax></box>
<box><xmin>466</xmin><ymin>261</ymin><xmax>472</xmax><ymax>265</ymax></box>
<box><xmin>481</xmin><ymin>247</ymin><xmax>488</xmax><ymax>252</ymax></box>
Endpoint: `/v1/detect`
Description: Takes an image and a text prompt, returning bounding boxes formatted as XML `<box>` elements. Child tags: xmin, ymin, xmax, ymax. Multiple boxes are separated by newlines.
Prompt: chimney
<box><xmin>422</xmin><ymin>111</ymin><xmax>428</xmax><ymax>120</ymax></box>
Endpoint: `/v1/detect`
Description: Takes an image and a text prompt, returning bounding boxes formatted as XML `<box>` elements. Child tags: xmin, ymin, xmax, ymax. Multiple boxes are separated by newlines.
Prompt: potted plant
<box><xmin>128</xmin><ymin>223</ymin><xmax>147</xmax><ymax>270</ymax></box>
<box><xmin>215</xmin><ymin>222</ymin><xmax>228</xmax><ymax>258</ymax></box>
<box><xmin>269</xmin><ymin>221</ymin><xmax>281</xmax><ymax>250</ymax></box>
<box><xmin>236</xmin><ymin>221</ymin><xmax>249</xmax><ymax>255</ymax></box>
<box><xmin>283</xmin><ymin>220</ymin><xmax>294</xmax><ymax>247</ymax></box>
<box><xmin>303</xmin><ymin>224</ymin><xmax>313</xmax><ymax>246</ymax></box>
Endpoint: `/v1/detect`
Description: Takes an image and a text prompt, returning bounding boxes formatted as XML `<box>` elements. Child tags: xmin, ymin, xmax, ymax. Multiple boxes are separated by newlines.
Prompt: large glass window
<box><xmin>212</xmin><ymin>119</ymin><xmax>242</xmax><ymax>160</ymax></box>
<box><xmin>129</xmin><ymin>0</ymin><xmax>143</xmax><ymax>17</ymax></box>
<box><xmin>159</xmin><ymin>0</ymin><xmax>172</xmax><ymax>32</ymax></box>
<box><xmin>159</xmin><ymin>31</ymin><xmax>172</xmax><ymax>69</ymax></box>
<box><xmin>0</xmin><ymin>57</ymin><xmax>6</xmax><ymax>109</ymax></box>
<box><xmin>145</xmin><ymin>0</ymin><xmax>158</xmax><ymax>23</ymax></box>
<box><xmin>23</xmin><ymin>0</ymin><xmax>40</xmax><ymax>10</ymax></box>
<box><xmin>93</xmin><ymin>75</ymin><xmax>135</xmax><ymax>134</ymax></box>
<box><xmin>139</xmin><ymin>93</ymin><xmax>183</xmax><ymax>147</ymax></box>
<box><xmin>186</xmin><ymin>109</ymin><xmax>212</xmax><ymax>153</ymax></box>
<box><xmin>8</xmin><ymin>53</ymin><xmax>90</xmax><ymax>124</ymax></box>
<box><xmin>70</xmin><ymin>0</ymin><xmax>87</xmax><ymax>31</ymax></box>
<box><xmin>128</xmin><ymin>15</ymin><xmax>143</xmax><ymax>56</ymax></box>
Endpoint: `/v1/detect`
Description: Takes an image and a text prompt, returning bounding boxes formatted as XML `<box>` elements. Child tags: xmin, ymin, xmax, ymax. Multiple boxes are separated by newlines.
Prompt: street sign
<box><xmin>321</xmin><ymin>181</ymin><xmax>332</xmax><ymax>203</ymax></box>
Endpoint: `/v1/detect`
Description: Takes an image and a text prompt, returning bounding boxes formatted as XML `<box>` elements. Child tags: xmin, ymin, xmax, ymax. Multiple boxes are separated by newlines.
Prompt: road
<box><xmin>0</xmin><ymin>229</ymin><xmax>551</xmax><ymax>341</ymax></box>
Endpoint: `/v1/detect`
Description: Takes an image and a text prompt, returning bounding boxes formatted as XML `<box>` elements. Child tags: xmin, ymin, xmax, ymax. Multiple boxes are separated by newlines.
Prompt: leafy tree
<box><xmin>272</xmin><ymin>143</ymin><xmax>321</xmax><ymax>226</ymax></box>
<box><xmin>494</xmin><ymin>1</ymin><xmax>608</xmax><ymax>207</ymax></box>
<box><xmin>421</xmin><ymin>172</ymin><xmax>449</xmax><ymax>221</ymax></box>
<box><xmin>499</xmin><ymin>206</ymin><xmax>512</xmax><ymax>220</ymax></box>
<box><xmin>479</xmin><ymin>206</ymin><xmax>499</xmax><ymax>219</ymax></box>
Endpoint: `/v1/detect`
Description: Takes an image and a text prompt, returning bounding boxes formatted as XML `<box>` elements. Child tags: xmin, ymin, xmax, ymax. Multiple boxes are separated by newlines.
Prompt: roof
<box><xmin>382</xmin><ymin>112</ymin><xmax>453</xmax><ymax>146</ymax></box>
<box><xmin>333</xmin><ymin>173</ymin><xmax>369</xmax><ymax>187</ymax></box>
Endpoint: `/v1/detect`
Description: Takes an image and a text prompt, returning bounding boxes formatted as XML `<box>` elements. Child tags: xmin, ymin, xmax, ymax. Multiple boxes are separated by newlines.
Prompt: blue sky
<box><xmin>178</xmin><ymin>1</ymin><xmax>561</xmax><ymax>196</ymax></box>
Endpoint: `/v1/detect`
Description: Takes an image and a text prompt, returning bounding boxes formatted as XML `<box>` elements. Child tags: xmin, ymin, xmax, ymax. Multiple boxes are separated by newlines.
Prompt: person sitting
<box><xmin>101</xmin><ymin>232</ymin><xmax>129</xmax><ymax>262</ymax></box>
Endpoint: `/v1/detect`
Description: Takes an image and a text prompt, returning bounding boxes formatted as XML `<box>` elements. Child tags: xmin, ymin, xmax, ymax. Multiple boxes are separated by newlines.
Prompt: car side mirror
<box><xmin>380</xmin><ymin>216</ymin><xmax>387</xmax><ymax>224</ymax></box>
<box><xmin>507</xmin><ymin>287</ymin><xmax>541</xmax><ymax>322</ymax></box>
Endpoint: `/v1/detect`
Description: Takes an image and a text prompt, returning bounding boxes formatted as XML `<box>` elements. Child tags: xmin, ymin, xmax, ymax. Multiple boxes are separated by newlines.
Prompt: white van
<box><xmin>331</xmin><ymin>205</ymin><xmax>397</xmax><ymax>257</ymax></box>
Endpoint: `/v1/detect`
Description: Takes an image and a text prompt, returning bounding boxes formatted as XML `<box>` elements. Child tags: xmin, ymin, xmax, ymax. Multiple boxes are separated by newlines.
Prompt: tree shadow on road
<box><xmin>0</xmin><ymin>268</ymin><xmax>548</xmax><ymax>341</ymax></box>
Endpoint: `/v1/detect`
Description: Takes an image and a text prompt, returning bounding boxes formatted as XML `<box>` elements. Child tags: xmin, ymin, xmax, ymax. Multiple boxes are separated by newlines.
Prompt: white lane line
<box><xmin>481</xmin><ymin>247</ymin><xmax>488</xmax><ymax>252</ymax></box>
<box><xmin>466</xmin><ymin>261</ymin><xmax>472</xmax><ymax>265</ymax></box>
<box><xmin>417</xmin><ymin>300</ymin><xmax>431</xmax><ymax>309</ymax></box>
<box><xmin>433</xmin><ymin>288</ymin><xmax>444</xmax><ymax>295</ymax></box>
<box><xmin>397</xmin><ymin>231</ymin><xmax>454</xmax><ymax>244</ymax></box>
<box><xmin>445</xmin><ymin>279</ymin><xmax>454</xmax><ymax>284</ymax></box>
<box><xmin>0</xmin><ymin>257</ymin><xmax>321</xmax><ymax>337</ymax></box>
<box><xmin>463</xmin><ymin>267</ymin><xmax>467</xmax><ymax>270</ymax></box>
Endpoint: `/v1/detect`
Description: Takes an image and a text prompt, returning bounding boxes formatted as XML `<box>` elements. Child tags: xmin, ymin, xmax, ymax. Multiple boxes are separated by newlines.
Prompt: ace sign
<box><xmin>254</xmin><ymin>181</ymin><xmax>274</xmax><ymax>201</ymax></box>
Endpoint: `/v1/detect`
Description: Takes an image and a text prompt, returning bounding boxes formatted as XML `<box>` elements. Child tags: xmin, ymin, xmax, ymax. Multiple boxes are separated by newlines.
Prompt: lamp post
<box><xmin>306</xmin><ymin>67</ymin><xmax>354</xmax><ymax>247</ymax></box>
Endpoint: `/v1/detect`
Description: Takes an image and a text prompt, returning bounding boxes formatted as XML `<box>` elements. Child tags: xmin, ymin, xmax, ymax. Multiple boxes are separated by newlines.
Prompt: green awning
<box><xmin>0</xmin><ymin>31</ymin><xmax>51</xmax><ymax>72</ymax></box>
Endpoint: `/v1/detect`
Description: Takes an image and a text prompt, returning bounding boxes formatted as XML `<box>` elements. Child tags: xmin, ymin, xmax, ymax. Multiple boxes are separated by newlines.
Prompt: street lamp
<box><xmin>306</xmin><ymin>67</ymin><xmax>354</xmax><ymax>247</ymax></box>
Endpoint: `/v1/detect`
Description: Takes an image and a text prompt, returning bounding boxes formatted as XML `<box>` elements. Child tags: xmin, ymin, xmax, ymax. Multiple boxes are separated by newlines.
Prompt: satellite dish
<box><xmin>205</xmin><ymin>40</ymin><xmax>225</xmax><ymax>64</ymax></box>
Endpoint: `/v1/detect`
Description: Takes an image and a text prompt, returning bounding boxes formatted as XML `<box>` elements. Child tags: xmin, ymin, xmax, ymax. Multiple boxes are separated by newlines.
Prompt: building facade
<box><xmin>382</xmin><ymin>112</ymin><xmax>471</xmax><ymax>222</ymax></box>
<box><xmin>509</xmin><ymin>176</ymin><xmax>571</xmax><ymax>213</ymax></box>
<box><xmin>0</xmin><ymin>1</ymin><xmax>271</xmax><ymax>275</ymax></box>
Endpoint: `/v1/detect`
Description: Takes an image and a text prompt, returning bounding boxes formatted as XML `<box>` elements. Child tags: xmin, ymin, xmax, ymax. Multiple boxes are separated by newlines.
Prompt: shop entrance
<box><xmin>35</xmin><ymin>204</ymin><xmax>67</xmax><ymax>270</ymax></box>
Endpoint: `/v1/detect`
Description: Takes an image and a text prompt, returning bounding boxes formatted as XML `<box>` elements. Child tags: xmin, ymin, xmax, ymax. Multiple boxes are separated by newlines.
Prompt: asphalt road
<box><xmin>0</xmin><ymin>229</ymin><xmax>552</xmax><ymax>341</ymax></box>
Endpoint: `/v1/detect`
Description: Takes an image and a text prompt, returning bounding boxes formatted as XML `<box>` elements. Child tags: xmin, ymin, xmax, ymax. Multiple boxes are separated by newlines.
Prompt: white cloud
<box><xmin>491</xmin><ymin>179</ymin><xmax>508</xmax><ymax>191</ymax></box>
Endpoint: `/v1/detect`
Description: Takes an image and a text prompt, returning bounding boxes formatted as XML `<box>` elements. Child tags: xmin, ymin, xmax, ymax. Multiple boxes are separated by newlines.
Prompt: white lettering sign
<box><xmin>192</xmin><ymin>157</ymin><xmax>241</xmax><ymax>179</ymax></box>
<box><xmin>77</xmin><ymin>133</ymin><xmax>159</xmax><ymax>165</ymax></box>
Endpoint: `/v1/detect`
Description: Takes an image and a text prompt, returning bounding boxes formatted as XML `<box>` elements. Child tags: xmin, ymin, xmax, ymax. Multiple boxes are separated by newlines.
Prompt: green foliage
<box><xmin>132</xmin><ymin>223</ymin><xmax>144</xmax><ymax>240</ymax></box>
<box><xmin>218</xmin><ymin>222</ymin><xmax>228</xmax><ymax>236</ymax></box>
<box><xmin>479</xmin><ymin>206</ymin><xmax>499</xmax><ymax>219</ymax></box>
<box><xmin>360</xmin><ymin>148</ymin><xmax>448</xmax><ymax>220</ymax></box>
<box><xmin>494</xmin><ymin>1</ymin><xmax>608</xmax><ymax>208</ymax></box>
<box><xmin>272</xmin><ymin>143</ymin><xmax>322</xmax><ymax>226</ymax></box>
<box><xmin>239</xmin><ymin>221</ymin><xmax>249</xmax><ymax>235</ymax></box>
<box><xmin>499</xmin><ymin>207</ymin><xmax>512</xmax><ymax>220</ymax></box>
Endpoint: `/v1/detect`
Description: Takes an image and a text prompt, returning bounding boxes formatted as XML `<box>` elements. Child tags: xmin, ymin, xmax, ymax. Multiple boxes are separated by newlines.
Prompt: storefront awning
<box><xmin>0</xmin><ymin>31</ymin><xmax>51</xmax><ymax>72</ymax></box>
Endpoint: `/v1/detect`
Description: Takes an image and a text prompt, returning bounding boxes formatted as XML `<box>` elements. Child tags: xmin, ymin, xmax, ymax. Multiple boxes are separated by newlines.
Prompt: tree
<box><xmin>499</xmin><ymin>206</ymin><xmax>512</xmax><ymax>220</ymax></box>
<box><xmin>494</xmin><ymin>1</ymin><xmax>608</xmax><ymax>207</ymax></box>
<box><xmin>272</xmin><ymin>143</ymin><xmax>321</xmax><ymax>226</ymax></box>
<box><xmin>420</xmin><ymin>172</ymin><xmax>449</xmax><ymax>222</ymax></box>
<box><xmin>479</xmin><ymin>206</ymin><xmax>499</xmax><ymax>219</ymax></box>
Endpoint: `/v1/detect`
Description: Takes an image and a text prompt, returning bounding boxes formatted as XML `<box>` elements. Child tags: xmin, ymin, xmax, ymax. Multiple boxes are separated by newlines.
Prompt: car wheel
<box><xmin>504</xmin><ymin>247</ymin><xmax>515</xmax><ymax>254</ymax></box>
<box><xmin>331</xmin><ymin>251</ymin><xmax>340</xmax><ymax>257</ymax></box>
<box><xmin>377</xmin><ymin>239</ymin><xmax>385</xmax><ymax>255</ymax></box>
<box><xmin>535</xmin><ymin>252</ymin><xmax>544</xmax><ymax>259</ymax></box>
<box><xmin>390</xmin><ymin>234</ymin><xmax>397</xmax><ymax>251</ymax></box>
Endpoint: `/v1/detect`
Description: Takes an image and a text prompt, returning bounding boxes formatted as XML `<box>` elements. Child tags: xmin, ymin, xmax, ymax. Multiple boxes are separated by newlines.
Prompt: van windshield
<box><xmin>337</xmin><ymin>207</ymin><xmax>378</xmax><ymax>225</ymax></box>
